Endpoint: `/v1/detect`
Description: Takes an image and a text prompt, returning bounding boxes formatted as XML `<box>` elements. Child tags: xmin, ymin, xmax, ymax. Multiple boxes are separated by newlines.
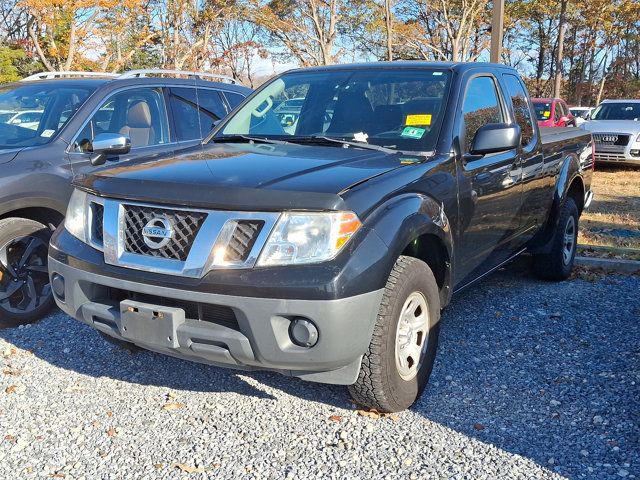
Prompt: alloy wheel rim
<box><xmin>395</xmin><ymin>291</ymin><xmax>430</xmax><ymax>381</ymax></box>
<box><xmin>0</xmin><ymin>235</ymin><xmax>50</xmax><ymax>314</ymax></box>
<box><xmin>562</xmin><ymin>216</ymin><xmax>576</xmax><ymax>266</ymax></box>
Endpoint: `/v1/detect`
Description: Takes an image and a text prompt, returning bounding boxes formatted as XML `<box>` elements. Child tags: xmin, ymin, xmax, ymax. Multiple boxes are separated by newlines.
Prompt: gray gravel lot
<box><xmin>0</xmin><ymin>261</ymin><xmax>638</xmax><ymax>479</ymax></box>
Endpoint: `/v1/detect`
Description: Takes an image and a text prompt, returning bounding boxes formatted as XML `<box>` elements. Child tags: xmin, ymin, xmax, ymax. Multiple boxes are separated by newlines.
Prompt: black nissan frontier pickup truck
<box><xmin>49</xmin><ymin>62</ymin><xmax>593</xmax><ymax>412</ymax></box>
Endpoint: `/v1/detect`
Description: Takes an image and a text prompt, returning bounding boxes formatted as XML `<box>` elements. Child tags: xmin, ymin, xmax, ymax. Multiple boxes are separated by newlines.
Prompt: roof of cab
<box><xmin>286</xmin><ymin>61</ymin><xmax>519</xmax><ymax>74</ymax></box>
<box><xmin>601</xmin><ymin>99</ymin><xmax>640</xmax><ymax>103</ymax></box>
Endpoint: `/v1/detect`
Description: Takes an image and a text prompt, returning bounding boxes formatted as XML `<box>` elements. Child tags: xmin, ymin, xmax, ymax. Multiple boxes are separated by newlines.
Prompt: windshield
<box><xmin>214</xmin><ymin>68</ymin><xmax>451</xmax><ymax>152</ymax></box>
<box><xmin>591</xmin><ymin>102</ymin><xmax>640</xmax><ymax>121</ymax></box>
<box><xmin>533</xmin><ymin>101</ymin><xmax>552</xmax><ymax>121</ymax></box>
<box><xmin>0</xmin><ymin>83</ymin><xmax>96</xmax><ymax>149</ymax></box>
<box><xmin>570</xmin><ymin>108</ymin><xmax>589</xmax><ymax>119</ymax></box>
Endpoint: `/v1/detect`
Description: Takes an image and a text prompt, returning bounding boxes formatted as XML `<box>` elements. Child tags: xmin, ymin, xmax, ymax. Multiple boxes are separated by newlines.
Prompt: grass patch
<box><xmin>579</xmin><ymin>166</ymin><xmax>640</xmax><ymax>252</ymax></box>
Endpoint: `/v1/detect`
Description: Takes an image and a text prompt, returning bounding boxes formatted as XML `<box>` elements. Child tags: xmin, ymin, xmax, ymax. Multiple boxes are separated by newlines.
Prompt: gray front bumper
<box><xmin>49</xmin><ymin>256</ymin><xmax>383</xmax><ymax>385</ymax></box>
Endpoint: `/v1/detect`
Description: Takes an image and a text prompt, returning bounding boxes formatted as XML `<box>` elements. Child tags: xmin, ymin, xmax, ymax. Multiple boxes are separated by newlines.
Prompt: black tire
<box><xmin>348</xmin><ymin>256</ymin><xmax>441</xmax><ymax>413</ymax></box>
<box><xmin>0</xmin><ymin>217</ymin><xmax>55</xmax><ymax>324</ymax></box>
<box><xmin>533</xmin><ymin>197</ymin><xmax>579</xmax><ymax>281</ymax></box>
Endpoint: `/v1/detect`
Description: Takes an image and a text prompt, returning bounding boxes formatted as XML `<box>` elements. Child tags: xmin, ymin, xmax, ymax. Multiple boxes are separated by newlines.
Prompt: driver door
<box><xmin>455</xmin><ymin>74</ymin><xmax>524</xmax><ymax>283</ymax></box>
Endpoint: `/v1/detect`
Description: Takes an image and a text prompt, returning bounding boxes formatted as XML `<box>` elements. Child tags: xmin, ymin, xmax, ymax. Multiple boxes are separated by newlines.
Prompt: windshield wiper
<box><xmin>287</xmin><ymin>135</ymin><xmax>398</xmax><ymax>154</ymax></box>
<box><xmin>211</xmin><ymin>134</ymin><xmax>290</xmax><ymax>145</ymax></box>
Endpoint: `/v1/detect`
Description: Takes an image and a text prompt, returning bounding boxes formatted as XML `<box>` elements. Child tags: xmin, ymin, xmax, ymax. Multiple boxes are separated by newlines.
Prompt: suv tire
<box><xmin>0</xmin><ymin>218</ymin><xmax>54</xmax><ymax>324</ymax></box>
<box><xmin>348</xmin><ymin>256</ymin><xmax>441</xmax><ymax>413</ymax></box>
<box><xmin>533</xmin><ymin>197</ymin><xmax>579</xmax><ymax>281</ymax></box>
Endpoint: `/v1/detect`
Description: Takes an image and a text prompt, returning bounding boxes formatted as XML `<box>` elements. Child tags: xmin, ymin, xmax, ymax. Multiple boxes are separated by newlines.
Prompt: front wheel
<box><xmin>0</xmin><ymin>218</ymin><xmax>55</xmax><ymax>324</ymax></box>
<box><xmin>533</xmin><ymin>197</ymin><xmax>579</xmax><ymax>281</ymax></box>
<box><xmin>348</xmin><ymin>256</ymin><xmax>441</xmax><ymax>413</ymax></box>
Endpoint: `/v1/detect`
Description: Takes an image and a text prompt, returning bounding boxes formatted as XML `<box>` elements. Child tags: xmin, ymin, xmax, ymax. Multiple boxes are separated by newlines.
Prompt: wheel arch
<box><xmin>0</xmin><ymin>198</ymin><xmax>67</xmax><ymax>230</ymax></box>
<box><xmin>528</xmin><ymin>153</ymin><xmax>585</xmax><ymax>253</ymax></box>
<box><xmin>366</xmin><ymin>193</ymin><xmax>454</xmax><ymax>307</ymax></box>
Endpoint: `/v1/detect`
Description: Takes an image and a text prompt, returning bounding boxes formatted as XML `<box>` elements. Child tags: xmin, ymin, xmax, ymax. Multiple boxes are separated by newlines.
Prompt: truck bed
<box><xmin>539</xmin><ymin>126</ymin><xmax>590</xmax><ymax>146</ymax></box>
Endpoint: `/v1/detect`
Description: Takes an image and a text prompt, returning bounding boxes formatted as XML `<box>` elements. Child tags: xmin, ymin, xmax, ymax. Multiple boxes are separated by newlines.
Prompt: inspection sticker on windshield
<box><xmin>401</xmin><ymin>127</ymin><xmax>425</xmax><ymax>139</ymax></box>
<box><xmin>40</xmin><ymin>129</ymin><xmax>55</xmax><ymax>138</ymax></box>
<box><xmin>405</xmin><ymin>114</ymin><xmax>432</xmax><ymax>126</ymax></box>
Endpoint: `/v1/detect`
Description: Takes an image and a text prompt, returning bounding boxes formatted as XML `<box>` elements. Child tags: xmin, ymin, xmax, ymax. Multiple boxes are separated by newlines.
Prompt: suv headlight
<box><xmin>256</xmin><ymin>211</ymin><xmax>361</xmax><ymax>266</ymax></box>
<box><xmin>64</xmin><ymin>189</ymin><xmax>89</xmax><ymax>243</ymax></box>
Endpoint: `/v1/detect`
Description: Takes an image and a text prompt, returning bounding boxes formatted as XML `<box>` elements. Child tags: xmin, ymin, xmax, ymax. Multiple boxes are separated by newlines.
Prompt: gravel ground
<box><xmin>0</xmin><ymin>262</ymin><xmax>638</xmax><ymax>479</ymax></box>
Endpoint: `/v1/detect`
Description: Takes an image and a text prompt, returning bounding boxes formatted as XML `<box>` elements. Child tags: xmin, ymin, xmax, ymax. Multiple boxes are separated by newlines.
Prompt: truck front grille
<box><xmin>224</xmin><ymin>220</ymin><xmax>265</xmax><ymax>262</ymax></box>
<box><xmin>594</xmin><ymin>152</ymin><xmax>629</xmax><ymax>162</ymax></box>
<box><xmin>122</xmin><ymin>205</ymin><xmax>206</xmax><ymax>261</ymax></box>
<box><xmin>593</xmin><ymin>133</ymin><xmax>630</xmax><ymax>147</ymax></box>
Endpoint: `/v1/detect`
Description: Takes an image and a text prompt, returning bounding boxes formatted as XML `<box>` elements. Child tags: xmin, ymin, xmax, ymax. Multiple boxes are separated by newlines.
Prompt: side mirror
<box><xmin>89</xmin><ymin>133</ymin><xmax>131</xmax><ymax>166</ymax></box>
<box><xmin>92</xmin><ymin>133</ymin><xmax>131</xmax><ymax>155</ymax></box>
<box><xmin>470</xmin><ymin>123</ymin><xmax>521</xmax><ymax>155</ymax></box>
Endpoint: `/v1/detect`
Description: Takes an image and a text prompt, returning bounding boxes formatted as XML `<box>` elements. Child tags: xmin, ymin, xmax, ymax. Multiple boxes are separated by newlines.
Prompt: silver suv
<box><xmin>581</xmin><ymin>99</ymin><xmax>640</xmax><ymax>167</ymax></box>
<box><xmin>0</xmin><ymin>70</ymin><xmax>251</xmax><ymax>323</ymax></box>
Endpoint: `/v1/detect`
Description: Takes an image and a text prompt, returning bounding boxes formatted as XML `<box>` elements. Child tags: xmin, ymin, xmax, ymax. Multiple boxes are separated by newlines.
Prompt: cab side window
<box><xmin>169</xmin><ymin>87</ymin><xmax>202</xmax><ymax>142</ymax></box>
<box><xmin>73</xmin><ymin>87</ymin><xmax>169</xmax><ymax>152</ymax></box>
<box><xmin>502</xmin><ymin>74</ymin><xmax>534</xmax><ymax>146</ymax></box>
<box><xmin>461</xmin><ymin>76</ymin><xmax>503</xmax><ymax>152</ymax></box>
<box><xmin>169</xmin><ymin>87</ymin><xmax>228</xmax><ymax>142</ymax></box>
<box><xmin>224</xmin><ymin>92</ymin><xmax>245</xmax><ymax>110</ymax></box>
<box><xmin>196</xmin><ymin>89</ymin><xmax>229</xmax><ymax>136</ymax></box>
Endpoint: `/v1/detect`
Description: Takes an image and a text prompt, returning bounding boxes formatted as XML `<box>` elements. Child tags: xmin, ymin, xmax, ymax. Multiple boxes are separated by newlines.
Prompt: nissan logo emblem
<box><xmin>142</xmin><ymin>217</ymin><xmax>173</xmax><ymax>249</ymax></box>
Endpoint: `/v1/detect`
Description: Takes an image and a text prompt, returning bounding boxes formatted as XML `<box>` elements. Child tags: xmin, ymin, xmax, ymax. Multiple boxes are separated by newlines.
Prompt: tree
<box><xmin>248</xmin><ymin>0</ymin><xmax>345</xmax><ymax>66</ymax></box>
<box><xmin>0</xmin><ymin>45</ymin><xmax>24</xmax><ymax>82</ymax></box>
<box><xmin>21</xmin><ymin>0</ymin><xmax>117</xmax><ymax>71</ymax></box>
<box><xmin>396</xmin><ymin>0</ymin><xmax>491</xmax><ymax>62</ymax></box>
<box><xmin>211</xmin><ymin>18</ymin><xmax>267</xmax><ymax>86</ymax></box>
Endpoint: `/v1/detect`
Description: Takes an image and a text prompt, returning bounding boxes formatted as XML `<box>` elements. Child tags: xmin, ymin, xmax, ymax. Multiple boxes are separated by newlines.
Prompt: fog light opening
<box><xmin>51</xmin><ymin>273</ymin><xmax>65</xmax><ymax>302</ymax></box>
<box><xmin>289</xmin><ymin>317</ymin><xmax>319</xmax><ymax>348</ymax></box>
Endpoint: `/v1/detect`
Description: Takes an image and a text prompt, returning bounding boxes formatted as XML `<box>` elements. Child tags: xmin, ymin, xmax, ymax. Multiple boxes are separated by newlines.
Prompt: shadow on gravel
<box><xmin>1</xmin><ymin>258</ymin><xmax>638</xmax><ymax>478</ymax></box>
<box><xmin>0</xmin><ymin>311</ymin><xmax>351</xmax><ymax>410</ymax></box>
<box><xmin>414</xmin><ymin>258</ymin><xmax>639</xmax><ymax>478</ymax></box>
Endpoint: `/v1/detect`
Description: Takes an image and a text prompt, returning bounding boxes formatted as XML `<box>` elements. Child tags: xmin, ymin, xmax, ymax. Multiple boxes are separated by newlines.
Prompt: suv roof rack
<box><xmin>118</xmin><ymin>69</ymin><xmax>239</xmax><ymax>84</ymax></box>
<box><xmin>21</xmin><ymin>71</ymin><xmax>119</xmax><ymax>81</ymax></box>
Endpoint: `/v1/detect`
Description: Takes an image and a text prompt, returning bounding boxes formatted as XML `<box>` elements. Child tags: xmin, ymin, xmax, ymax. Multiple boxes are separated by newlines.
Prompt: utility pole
<box><xmin>553</xmin><ymin>0</ymin><xmax>569</xmax><ymax>98</ymax></box>
<box><xmin>490</xmin><ymin>0</ymin><xmax>505</xmax><ymax>63</ymax></box>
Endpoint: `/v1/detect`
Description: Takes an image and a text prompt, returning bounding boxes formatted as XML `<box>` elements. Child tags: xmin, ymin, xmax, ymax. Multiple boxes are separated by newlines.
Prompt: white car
<box><xmin>569</xmin><ymin>106</ymin><xmax>593</xmax><ymax>126</ymax></box>
<box><xmin>581</xmin><ymin>99</ymin><xmax>640</xmax><ymax>167</ymax></box>
<box><xmin>0</xmin><ymin>109</ymin><xmax>44</xmax><ymax>130</ymax></box>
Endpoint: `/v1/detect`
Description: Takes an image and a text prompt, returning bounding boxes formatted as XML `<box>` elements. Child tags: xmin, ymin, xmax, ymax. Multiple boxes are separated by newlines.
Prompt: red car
<box><xmin>532</xmin><ymin>98</ymin><xmax>576</xmax><ymax>127</ymax></box>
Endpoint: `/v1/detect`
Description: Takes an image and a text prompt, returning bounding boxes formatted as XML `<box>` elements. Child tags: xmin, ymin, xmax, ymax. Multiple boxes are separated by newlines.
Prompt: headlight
<box><xmin>64</xmin><ymin>189</ymin><xmax>89</xmax><ymax>242</ymax></box>
<box><xmin>256</xmin><ymin>211</ymin><xmax>361</xmax><ymax>266</ymax></box>
<box><xmin>636</xmin><ymin>133</ymin><xmax>640</xmax><ymax>142</ymax></box>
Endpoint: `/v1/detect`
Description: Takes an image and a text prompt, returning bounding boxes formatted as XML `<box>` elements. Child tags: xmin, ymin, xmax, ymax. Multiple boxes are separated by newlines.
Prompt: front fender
<box><xmin>364</xmin><ymin>193</ymin><xmax>454</xmax><ymax>303</ymax></box>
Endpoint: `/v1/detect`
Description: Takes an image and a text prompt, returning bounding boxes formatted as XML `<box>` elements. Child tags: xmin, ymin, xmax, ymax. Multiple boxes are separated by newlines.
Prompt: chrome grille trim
<box><xmin>101</xmin><ymin>199</ymin><xmax>280</xmax><ymax>277</ymax></box>
<box><xmin>594</xmin><ymin>153</ymin><xmax>629</xmax><ymax>162</ymax></box>
<box><xmin>592</xmin><ymin>132</ymin><xmax>630</xmax><ymax>147</ymax></box>
<box><xmin>122</xmin><ymin>205</ymin><xmax>207</xmax><ymax>261</ymax></box>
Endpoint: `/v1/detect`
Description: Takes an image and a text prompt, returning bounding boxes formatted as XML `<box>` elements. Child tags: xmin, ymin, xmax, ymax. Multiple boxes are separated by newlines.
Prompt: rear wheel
<box><xmin>533</xmin><ymin>197</ymin><xmax>579</xmax><ymax>281</ymax></box>
<box><xmin>348</xmin><ymin>256</ymin><xmax>441</xmax><ymax>413</ymax></box>
<box><xmin>0</xmin><ymin>218</ymin><xmax>54</xmax><ymax>324</ymax></box>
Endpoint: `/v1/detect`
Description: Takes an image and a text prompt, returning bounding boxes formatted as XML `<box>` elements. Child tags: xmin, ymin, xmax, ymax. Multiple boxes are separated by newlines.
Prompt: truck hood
<box><xmin>0</xmin><ymin>147</ymin><xmax>23</xmax><ymax>165</ymax></box>
<box><xmin>581</xmin><ymin>120</ymin><xmax>640</xmax><ymax>135</ymax></box>
<box><xmin>75</xmin><ymin>142</ymin><xmax>416</xmax><ymax>211</ymax></box>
